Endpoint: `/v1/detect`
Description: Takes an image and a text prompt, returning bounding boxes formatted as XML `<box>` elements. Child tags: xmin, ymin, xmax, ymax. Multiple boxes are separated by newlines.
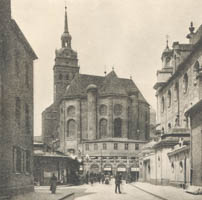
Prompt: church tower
<box><xmin>54</xmin><ymin>6</ymin><xmax>79</xmax><ymax>102</ymax></box>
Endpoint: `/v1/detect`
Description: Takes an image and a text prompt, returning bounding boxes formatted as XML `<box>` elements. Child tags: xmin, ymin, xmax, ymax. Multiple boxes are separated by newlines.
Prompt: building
<box><xmin>0</xmin><ymin>0</ymin><xmax>37</xmax><ymax>197</ymax></box>
<box><xmin>185</xmin><ymin>99</ymin><xmax>202</xmax><ymax>186</ymax></box>
<box><xmin>139</xmin><ymin>130</ymin><xmax>190</xmax><ymax>186</ymax></box>
<box><xmin>33</xmin><ymin>139</ymin><xmax>80</xmax><ymax>186</ymax></box>
<box><xmin>42</xmin><ymin>7</ymin><xmax>150</xmax><ymax>177</ymax></box>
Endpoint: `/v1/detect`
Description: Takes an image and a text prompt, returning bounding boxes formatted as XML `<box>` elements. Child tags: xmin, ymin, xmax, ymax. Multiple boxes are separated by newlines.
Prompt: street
<box><xmin>73</xmin><ymin>180</ymin><xmax>159</xmax><ymax>200</ymax></box>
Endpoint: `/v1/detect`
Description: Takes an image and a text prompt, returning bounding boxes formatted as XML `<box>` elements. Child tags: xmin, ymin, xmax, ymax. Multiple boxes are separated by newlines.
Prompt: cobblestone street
<box><xmin>74</xmin><ymin>180</ymin><xmax>159</xmax><ymax>200</ymax></box>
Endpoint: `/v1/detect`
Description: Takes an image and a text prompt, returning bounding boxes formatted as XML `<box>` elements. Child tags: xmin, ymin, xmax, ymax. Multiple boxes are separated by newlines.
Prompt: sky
<box><xmin>11</xmin><ymin>0</ymin><xmax>202</xmax><ymax>136</ymax></box>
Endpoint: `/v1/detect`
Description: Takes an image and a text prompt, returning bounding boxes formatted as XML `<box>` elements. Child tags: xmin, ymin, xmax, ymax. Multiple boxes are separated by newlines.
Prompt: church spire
<box><xmin>61</xmin><ymin>5</ymin><xmax>72</xmax><ymax>48</ymax></box>
<box><xmin>64</xmin><ymin>5</ymin><xmax>68</xmax><ymax>33</ymax></box>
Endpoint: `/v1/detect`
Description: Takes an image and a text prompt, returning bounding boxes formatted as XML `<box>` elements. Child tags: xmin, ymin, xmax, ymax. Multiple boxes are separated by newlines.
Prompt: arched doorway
<box><xmin>114</xmin><ymin>118</ymin><xmax>122</xmax><ymax>137</ymax></box>
<box><xmin>117</xmin><ymin>164</ymin><xmax>127</xmax><ymax>179</ymax></box>
<box><xmin>90</xmin><ymin>164</ymin><xmax>99</xmax><ymax>174</ymax></box>
<box><xmin>103</xmin><ymin>164</ymin><xmax>112</xmax><ymax>175</ymax></box>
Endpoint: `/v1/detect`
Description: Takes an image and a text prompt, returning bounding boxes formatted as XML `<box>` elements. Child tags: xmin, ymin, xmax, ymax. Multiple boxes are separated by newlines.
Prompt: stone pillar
<box><xmin>130</xmin><ymin>94</ymin><xmax>138</xmax><ymax>139</ymax></box>
<box><xmin>87</xmin><ymin>85</ymin><xmax>97</xmax><ymax>140</ymax></box>
<box><xmin>108</xmin><ymin>97</ymin><xmax>113</xmax><ymax>137</ymax></box>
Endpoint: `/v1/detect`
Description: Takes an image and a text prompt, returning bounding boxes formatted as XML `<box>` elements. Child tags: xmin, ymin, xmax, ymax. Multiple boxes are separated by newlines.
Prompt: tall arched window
<box><xmin>168</xmin><ymin>90</ymin><xmax>171</xmax><ymax>108</ymax></box>
<box><xmin>174</xmin><ymin>82</ymin><xmax>179</xmax><ymax>102</ymax></box>
<box><xmin>161</xmin><ymin>96</ymin><xmax>165</xmax><ymax>113</ymax></box>
<box><xmin>99</xmin><ymin>119</ymin><xmax>107</xmax><ymax>138</ymax></box>
<box><xmin>193</xmin><ymin>61</ymin><xmax>200</xmax><ymax>86</ymax></box>
<box><xmin>15</xmin><ymin>97</ymin><xmax>21</xmax><ymax>125</ymax></box>
<box><xmin>114</xmin><ymin>118</ymin><xmax>122</xmax><ymax>137</ymax></box>
<box><xmin>183</xmin><ymin>73</ymin><xmax>188</xmax><ymax>93</ymax></box>
<box><xmin>67</xmin><ymin>119</ymin><xmax>76</xmax><ymax>138</ymax></box>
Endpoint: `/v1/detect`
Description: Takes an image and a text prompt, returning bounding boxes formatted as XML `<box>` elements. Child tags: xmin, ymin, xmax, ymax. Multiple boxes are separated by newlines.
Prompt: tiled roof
<box><xmin>63</xmin><ymin>71</ymin><xmax>148</xmax><ymax>104</ymax></box>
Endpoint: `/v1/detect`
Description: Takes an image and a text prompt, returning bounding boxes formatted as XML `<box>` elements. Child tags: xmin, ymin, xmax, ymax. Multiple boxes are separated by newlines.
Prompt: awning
<box><xmin>117</xmin><ymin>168</ymin><xmax>126</xmax><ymax>172</ymax></box>
<box><xmin>131</xmin><ymin>167</ymin><xmax>139</xmax><ymax>172</ymax></box>
<box><xmin>104</xmin><ymin>167</ymin><xmax>111</xmax><ymax>171</ymax></box>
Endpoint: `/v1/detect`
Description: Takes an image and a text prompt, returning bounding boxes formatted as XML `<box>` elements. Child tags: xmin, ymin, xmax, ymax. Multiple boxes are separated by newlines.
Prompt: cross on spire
<box><xmin>64</xmin><ymin>2</ymin><xmax>69</xmax><ymax>33</ymax></box>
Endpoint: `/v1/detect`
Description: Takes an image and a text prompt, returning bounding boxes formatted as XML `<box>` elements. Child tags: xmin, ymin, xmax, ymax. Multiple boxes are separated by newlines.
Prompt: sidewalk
<box><xmin>10</xmin><ymin>187</ymin><xmax>74</xmax><ymax>200</ymax></box>
<box><xmin>131</xmin><ymin>182</ymin><xmax>202</xmax><ymax>200</ymax></box>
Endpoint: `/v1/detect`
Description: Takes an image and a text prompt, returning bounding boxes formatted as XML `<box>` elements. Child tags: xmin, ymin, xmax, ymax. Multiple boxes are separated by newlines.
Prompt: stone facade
<box><xmin>42</xmin><ymin>7</ymin><xmax>150</xmax><ymax>176</ymax></box>
<box><xmin>154</xmin><ymin>23</ymin><xmax>202</xmax><ymax>133</ymax></box>
<box><xmin>185</xmin><ymin>99</ymin><xmax>202</xmax><ymax>186</ymax></box>
<box><xmin>0</xmin><ymin>0</ymin><xmax>37</xmax><ymax>197</ymax></box>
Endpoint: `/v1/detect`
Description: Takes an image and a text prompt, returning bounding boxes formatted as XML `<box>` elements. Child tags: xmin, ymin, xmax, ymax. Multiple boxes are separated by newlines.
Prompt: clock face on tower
<box><xmin>114</xmin><ymin>104</ymin><xmax>122</xmax><ymax>116</ymax></box>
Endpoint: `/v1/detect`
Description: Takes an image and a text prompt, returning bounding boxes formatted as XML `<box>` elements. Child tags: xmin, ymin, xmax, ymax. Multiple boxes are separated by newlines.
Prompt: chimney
<box><xmin>0</xmin><ymin>0</ymin><xmax>11</xmax><ymax>23</ymax></box>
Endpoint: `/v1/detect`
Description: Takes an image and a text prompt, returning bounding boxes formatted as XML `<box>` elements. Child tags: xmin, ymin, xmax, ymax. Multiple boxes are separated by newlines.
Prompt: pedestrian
<box><xmin>86</xmin><ymin>171</ymin><xmax>89</xmax><ymax>184</ymax></box>
<box><xmin>101</xmin><ymin>173</ymin><xmax>105</xmax><ymax>184</ymax></box>
<box><xmin>115</xmin><ymin>173</ymin><xmax>121</xmax><ymax>194</ymax></box>
<box><xmin>50</xmin><ymin>173</ymin><xmax>57</xmax><ymax>194</ymax></box>
<box><xmin>90</xmin><ymin>172</ymin><xmax>94</xmax><ymax>186</ymax></box>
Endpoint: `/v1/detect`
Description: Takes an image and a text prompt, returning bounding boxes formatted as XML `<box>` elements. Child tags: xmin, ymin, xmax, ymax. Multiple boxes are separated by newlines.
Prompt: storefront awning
<box><xmin>131</xmin><ymin>167</ymin><xmax>139</xmax><ymax>172</ymax></box>
<box><xmin>117</xmin><ymin>168</ymin><xmax>126</xmax><ymax>172</ymax></box>
<box><xmin>104</xmin><ymin>167</ymin><xmax>111</xmax><ymax>171</ymax></box>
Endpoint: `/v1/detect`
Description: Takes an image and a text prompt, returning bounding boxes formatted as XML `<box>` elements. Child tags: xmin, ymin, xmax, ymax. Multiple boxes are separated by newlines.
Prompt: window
<box><xmin>168</xmin><ymin>90</ymin><xmax>171</xmax><ymax>108</ymax></box>
<box><xmin>135</xmin><ymin>144</ymin><xmax>139</xmax><ymax>150</ymax></box>
<box><xmin>114</xmin><ymin>143</ymin><xmax>118</xmax><ymax>150</ymax></box>
<box><xmin>125</xmin><ymin>143</ymin><xmax>129</xmax><ymax>150</ymax></box>
<box><xmin>171</xmin><ymin>162</ymin><xmax>174</xmax><ymax>173</ymax></box>
<box><xmin>183</xmin><ymin>73</ymin><xmax>188</xmax><ymax>93</ymax></box>
<box><xmin>168</xmin><ymin>123</ymin><xmax>171</xmax><ymax>129</ymax></box>
<box><xmin>16</xmin><ymin>147</ymin><xmax>22</xmax><ymax>173</ymax></box>
<box><xmin>99</xmin><ymin>105</ymin><xmax>107</xmax><ymax>116</ymax></box>
<box><xmin>15</xmin><ymin>97</ymin><xmax>21</xmax><ymax>125</ymax></box>
<box><xmin>114</xmin><ymin>118</ymin><xmax>122</xmax><ymax>137</ymax></box>
<box><xmin>85</xmin><ymin>144</ymin><xmax>89</xmax><ymax>151</ymax></box>
<box><xmin>99</xmin><ymin>119</ymin><xmax>107</xmax><ymax>138</ymax></box>
<box><xmin>25</xmin><ymin>103</ymin><xmax>30</xmax><ymax>134</ymax></box>
<box><xmin>67</xmin><ymin>119</ymin><xmax>76</xmax><ymax>137</ymax></box>
<box><xmin>103</xmin><ymin>143</ymin><xmax>107</xmax><ymax>150</ymax></box>
<box><xmin>94</xmin><ymin>144</ymin><xmax>98</xmax><ymax>150</ymax></box>
<box><xmin>193</xmin><ymin>61</ymin><xmax>200</xmax><ymax>86</ymax></box>
<box><xmin>161</xmin><ymin>96</ymin><xmax>165</xmax><ymax>113</ymax></box>
<box><xmin>25</xmin><ymin>150</ymin><xmax>31</xmax><ymax>173</ymax></box>
<box><xmin>114</xmin><ymin>104</ymin><xmax>122</xmax><ymax>116</ymax></box>
<box><xmin>67</xmin><ymin>106</ymin><xmax>76</xmax><ymax>117</ymax></box>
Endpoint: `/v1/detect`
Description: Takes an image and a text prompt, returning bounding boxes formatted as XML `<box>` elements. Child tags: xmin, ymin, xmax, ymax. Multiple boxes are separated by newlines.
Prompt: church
<box><xmin>42</xmin><ymin>6</ymin><xmax>150</xmax><ymax>176</ymax></box>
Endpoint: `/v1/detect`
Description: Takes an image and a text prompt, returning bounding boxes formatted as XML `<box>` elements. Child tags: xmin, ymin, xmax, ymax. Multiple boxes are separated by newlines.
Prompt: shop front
<box><xmin>103</xmin><ymin>164</ymin><xmax>112</xmax><ymax>175</ymax></box>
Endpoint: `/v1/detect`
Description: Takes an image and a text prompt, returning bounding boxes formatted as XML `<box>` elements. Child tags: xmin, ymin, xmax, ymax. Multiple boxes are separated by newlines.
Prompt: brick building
<box><xmin>0</xmin><ymin>0</ymin><xmax>37</xmax><ymax>197</ymax></box>
<box><xmin>42</xmin><ymin>7</ymin><xmax>150</xmax><ymax>176</ymax></box>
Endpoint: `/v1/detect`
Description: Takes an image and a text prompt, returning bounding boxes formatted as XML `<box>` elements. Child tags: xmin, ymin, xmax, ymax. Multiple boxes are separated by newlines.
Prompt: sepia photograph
<box><xmin>1</xmin><ymin>0</ymin><xmax>202</xmax><ymax>199</ymax></box>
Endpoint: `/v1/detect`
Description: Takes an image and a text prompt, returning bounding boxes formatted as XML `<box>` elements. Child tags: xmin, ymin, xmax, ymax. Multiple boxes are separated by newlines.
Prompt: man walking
<box><xmin>115</xmin><ymin>173</ymin><xmax>121</xmax><ymax>194</ymax></box>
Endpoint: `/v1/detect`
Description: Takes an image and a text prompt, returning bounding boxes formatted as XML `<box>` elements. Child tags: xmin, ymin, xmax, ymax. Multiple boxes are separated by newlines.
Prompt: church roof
<box><xmin>63</xmin><ymin>71</ymin><xmax>148</xmax><ymax>104</ymax></box>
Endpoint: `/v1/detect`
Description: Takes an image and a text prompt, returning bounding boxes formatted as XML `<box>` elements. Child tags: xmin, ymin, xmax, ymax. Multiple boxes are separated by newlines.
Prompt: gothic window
<box><xmin>67</xmin><ymin>119</ymin><xmax>76</xmax><ymax>137</ymax></box>
<box><xmin>161</xmin><ymin>96</ymin><xmax>165</xmax><ymax>113</ymax></box>
<box><xmin>114</xmin><ymin>143</ymin><xmax>118</xmax><ymax>150</ymax></box>
<box><xmin>25</xmin><ymin>150</ymin><xmax>31</xmax><ymax>173</ymax></box>
<box><xmin>114</xmin><ymin>104</ymin><xmax>122</xmax><ymax>116</ymax></box>
<box><xmin>16</xmin><ymin>147</ymin><xmax>22</xmax><ymax>173</ymax></box>
<box><xmin>114</xmin><ymin>118</ymin><xmax>122</xmax><ymax>137</ymax></box>
<box><xmin>99</xmin><ymin>119</ymin><xmax>107</xmax><ymax>138</ymax></box>
<box><xmin>99</xmin><ymin>105</ymin><xmax>107</xmax><ymax>116</ymax></box>
<box><xmin>183</xmin><ymin>73</ymin><xmax>188</xmax><ymax>94</ymax></box>
<box><xmin>25</xmin><ymin>103</ymin><xmax>30</xmax><ymax>134</ymax></box>
<box><xmin>168</xmin><ymin>90</ymin><xmax>171</xmax><ymax>108</ymax></box>
<box><xmin>67</xmin><ymin>106</ymin><xmax>76</xmax><ymax>117</ymax></box>
<box><xmin>15</xmin><ymin>97</ymin><xmax>21</xmax><ymax>125</ymax></box>
<box><xmin>103</xmin><ymin>143</ymin><xmax>107</xmax><ymax>150</ymax></box>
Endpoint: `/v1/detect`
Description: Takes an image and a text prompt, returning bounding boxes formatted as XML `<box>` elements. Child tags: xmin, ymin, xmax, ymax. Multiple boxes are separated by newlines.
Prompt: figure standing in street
<box><xmin>115</xmin><ymin>173</ymin><xmax>121</xmax><ymax>194</ymax></box>
<box><xmin>50</xmin><ymin>173</ymin><xmax>57</xmax><ymax>194</ymax></box>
